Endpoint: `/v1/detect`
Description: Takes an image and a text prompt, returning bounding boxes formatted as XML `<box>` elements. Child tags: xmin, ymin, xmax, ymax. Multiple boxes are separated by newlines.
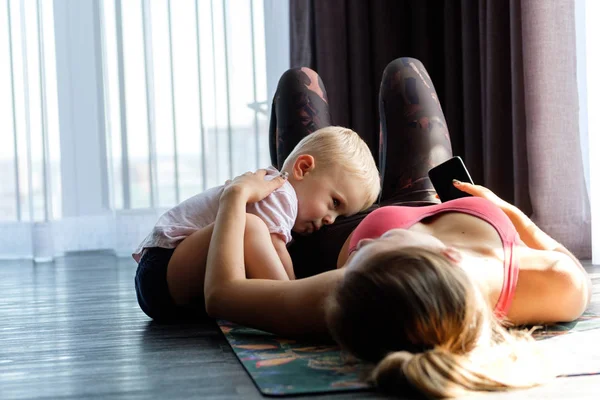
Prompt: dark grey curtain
<box><xmin>290</xmin><ymin>0</ymin><xmax>590</xmax><ymax>257</ymax></box>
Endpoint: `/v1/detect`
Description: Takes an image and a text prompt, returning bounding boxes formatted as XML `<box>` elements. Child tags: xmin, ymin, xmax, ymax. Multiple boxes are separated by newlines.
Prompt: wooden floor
<box><xmin>1</xmin><ymin>253</ymin><xmax>599</xmax><ymax>400</ymax></box>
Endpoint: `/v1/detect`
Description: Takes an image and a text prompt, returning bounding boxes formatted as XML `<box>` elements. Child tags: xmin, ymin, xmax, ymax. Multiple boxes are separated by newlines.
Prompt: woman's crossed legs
<box><xmin>271</xmin><ymin>58</ymin><xmax>453</xmax><ymax>277</ymax></box>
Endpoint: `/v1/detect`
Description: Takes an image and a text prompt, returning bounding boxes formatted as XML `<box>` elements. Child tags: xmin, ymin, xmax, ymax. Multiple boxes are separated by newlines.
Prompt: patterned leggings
<box><xmin>269</xmin><ymin>58</ymin><xmax>453</xmax><ymax>278</ymax></box>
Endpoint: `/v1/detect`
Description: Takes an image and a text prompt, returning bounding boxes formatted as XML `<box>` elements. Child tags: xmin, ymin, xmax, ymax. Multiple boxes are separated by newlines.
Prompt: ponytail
<box><xmin>371</xmin><ymin>340</ymin><xmax>551</xmax><ymax>398</ymax></box>
<box><xmin>326</xmin><ymin>246</ymin><xmax>553</xmax><ymax>398</ymax></box>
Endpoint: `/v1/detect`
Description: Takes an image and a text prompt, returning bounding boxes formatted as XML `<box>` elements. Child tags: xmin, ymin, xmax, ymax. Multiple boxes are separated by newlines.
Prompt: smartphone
<box><xmin>428</xmin><ymin>156</ymin><xmax>474</xmax><ymax>202</ymax></box>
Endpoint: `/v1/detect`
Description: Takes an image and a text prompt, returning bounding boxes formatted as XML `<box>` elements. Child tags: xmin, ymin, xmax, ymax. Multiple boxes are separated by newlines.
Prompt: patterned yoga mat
<box><xmin>217</xmin><ymin>311</ymin><xmax>600</xmax><ymax>396</ymax></box>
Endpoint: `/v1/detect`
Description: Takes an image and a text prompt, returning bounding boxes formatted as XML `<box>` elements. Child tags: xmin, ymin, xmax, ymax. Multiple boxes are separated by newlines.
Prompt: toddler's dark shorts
<box><xmin>134</xmin><ymin>247</ymin><xmax>206</xmax><ymax>322</ymax></box>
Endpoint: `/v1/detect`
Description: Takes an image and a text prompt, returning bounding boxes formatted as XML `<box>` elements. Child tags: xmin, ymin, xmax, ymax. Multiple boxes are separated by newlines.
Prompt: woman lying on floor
<box><xmin>157</xmin><ymin>58</ymin><xmax>594</xmax><ymax>397</ymax></box>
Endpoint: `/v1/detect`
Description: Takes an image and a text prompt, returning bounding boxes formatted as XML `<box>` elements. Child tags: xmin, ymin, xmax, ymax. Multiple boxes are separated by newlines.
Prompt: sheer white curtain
<box><xmin>0</xmin><ymin>0</ymin><xmax>289</xmax><ymax>261</ymax></box>
<box><xmin>577</xmin><ymin>0</ymin><xmax>599</xmax><ymax>263</ymax></box>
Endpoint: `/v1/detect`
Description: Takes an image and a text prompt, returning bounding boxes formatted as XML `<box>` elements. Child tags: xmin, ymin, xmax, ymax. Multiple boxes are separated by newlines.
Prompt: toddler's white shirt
<box><xmin>132</xmin><ymin>167</ymin><xmax>297</xmax><ymax>262</ymax></box>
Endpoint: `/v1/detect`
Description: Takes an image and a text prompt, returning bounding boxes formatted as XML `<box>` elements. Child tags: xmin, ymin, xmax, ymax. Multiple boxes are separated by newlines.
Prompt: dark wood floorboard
<box><xmin>0</xmin><ymin>253</ymin><xmax>598</xmax><ymax>400</ymax></box>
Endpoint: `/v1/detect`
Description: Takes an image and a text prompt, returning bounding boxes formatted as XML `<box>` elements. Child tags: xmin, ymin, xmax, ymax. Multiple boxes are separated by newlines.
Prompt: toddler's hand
<box><xmin>222</xmin><ymin>169</ymin><xmax>287</xmax><ymax>204</ymax></box>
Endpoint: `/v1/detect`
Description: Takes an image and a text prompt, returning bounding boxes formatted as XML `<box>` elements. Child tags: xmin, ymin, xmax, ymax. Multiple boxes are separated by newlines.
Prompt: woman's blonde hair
<box><xmin>325</xmin><ymin>247</ymin><xmax>552</xmax><ymax>398</ymax></box>
<box><xmin>281</xmin><ymin>126</ymin><xmax>380</xmax><ymax>211</ymax></box>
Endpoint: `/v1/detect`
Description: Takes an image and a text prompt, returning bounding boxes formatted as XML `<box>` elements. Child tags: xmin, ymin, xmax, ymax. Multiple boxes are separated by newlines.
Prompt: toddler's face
<box><xmin>292</xmin><ymin>166</ymin><xmax>364</xmax><ymax>235</ymax></box>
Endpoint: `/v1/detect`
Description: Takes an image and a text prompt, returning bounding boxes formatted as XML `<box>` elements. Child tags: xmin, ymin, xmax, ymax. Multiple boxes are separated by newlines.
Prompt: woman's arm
<box><xmin>504</xmin><ymin>207</ymin><xmax>592</xmax><ymax>322</ymax></box>
<box><xmin>510</xmin><ymin>246</ymin><xmax>592</xmax><ymax>324</ymax></box>
<box><xmin>203</xmin><ymin>170</ymin><xmax>343</xmax><ymax>337</ymax></box>
<box><xmin>454</xmin><ymin>180</ymin><xmax>592</xmax><ymax>321</ymax></box>
<box><xmin>453</xmin><ymin>181</ymin><xmax>587</xmax><ymax>262</ymax></box>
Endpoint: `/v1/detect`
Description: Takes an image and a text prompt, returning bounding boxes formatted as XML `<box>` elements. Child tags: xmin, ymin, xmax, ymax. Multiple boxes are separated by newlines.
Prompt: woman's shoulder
<box><xmin>515</xmin><ymin>245</ymin><xmax>584</xmax><ymax>280</ymax></box>
<box><xmin>509</xmin><ymin>246</ymin><xmax>589</xmax><ymax>324</ymax></box>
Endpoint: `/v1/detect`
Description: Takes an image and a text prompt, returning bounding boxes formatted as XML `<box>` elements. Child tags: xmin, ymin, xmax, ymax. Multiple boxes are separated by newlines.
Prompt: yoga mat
<box><xmin>218</xmin><ymin>311</ymin><xmax>600</xmax><ymax>396</ymax></box>
<box><xmin>217</xmin><ymin>320</ymin><xmax>371</xmax><ymax>396</ymax></box>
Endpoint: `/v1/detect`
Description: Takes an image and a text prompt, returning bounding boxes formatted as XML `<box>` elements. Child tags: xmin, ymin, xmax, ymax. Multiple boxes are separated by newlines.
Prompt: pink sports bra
<box><xmin>348</xmin><ymin>197</ymin><xmax>520</xmax><ymax>318</ymax></box>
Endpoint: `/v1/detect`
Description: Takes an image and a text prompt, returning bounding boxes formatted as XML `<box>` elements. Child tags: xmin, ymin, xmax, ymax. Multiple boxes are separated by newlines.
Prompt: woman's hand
<box><xmin>222</xmin><ymin>169</ymin><xmax>287</xmax><ymax>204</ymax></box>
<box><xmin>452</xmin><ymin>180</ymin><xmax>516</xmax><ymax>215</ymax></box>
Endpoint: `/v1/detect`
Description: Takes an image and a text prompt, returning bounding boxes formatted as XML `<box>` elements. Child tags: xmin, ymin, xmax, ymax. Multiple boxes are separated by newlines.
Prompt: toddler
<box><xmin>133</xmin><ymin>126</ymin><xmax>380</xmax><ymax>319</ymax></box>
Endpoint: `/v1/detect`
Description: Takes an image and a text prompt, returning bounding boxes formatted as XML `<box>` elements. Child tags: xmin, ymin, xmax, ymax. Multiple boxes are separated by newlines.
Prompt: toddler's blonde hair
<box><xmin>281</xmin><ymin>126</ymin><xmax>380</xmax><ymax>211</ymax></box>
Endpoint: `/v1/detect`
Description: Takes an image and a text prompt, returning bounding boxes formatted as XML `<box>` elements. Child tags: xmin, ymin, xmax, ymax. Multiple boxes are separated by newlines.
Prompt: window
<box><xmin>0</xmin><ymin>0</ymin><xmax>289</xmax><ymax>259</ymax></box>
<box><xmin>101</xmin><ymin>0</ymin><xmax>275</xmax><ymax>210</ymax></box>
<box><xmin>0</xmin><ymin>0</ymin><xmax>61</xmax><ymax>223</ymax></box>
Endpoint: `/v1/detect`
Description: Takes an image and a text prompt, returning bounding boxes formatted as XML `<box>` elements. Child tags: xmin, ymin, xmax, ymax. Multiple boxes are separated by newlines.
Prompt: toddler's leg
<box><xmin>167</xmin><ymin>215</ymin><xmax>289</xmax><ymax>307</ymax></box>
<box><xmin>244</xmin><ymin>214</ymin><xmax>290</xmax><ymax>280</ymax></box>
<box><xmin>269</xmin><ymin>67</ymin><xmax>332</xmax><ymax>168</ymax></box>
<box><xmin>378</xmin><ymin>57</ymin><xmax>453</xmax><ymax>205</ymax></box>
<box><xmin>167</xmin><ymin>224</ymin><xmax>215</xmax><ymax>306</ymax></box>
